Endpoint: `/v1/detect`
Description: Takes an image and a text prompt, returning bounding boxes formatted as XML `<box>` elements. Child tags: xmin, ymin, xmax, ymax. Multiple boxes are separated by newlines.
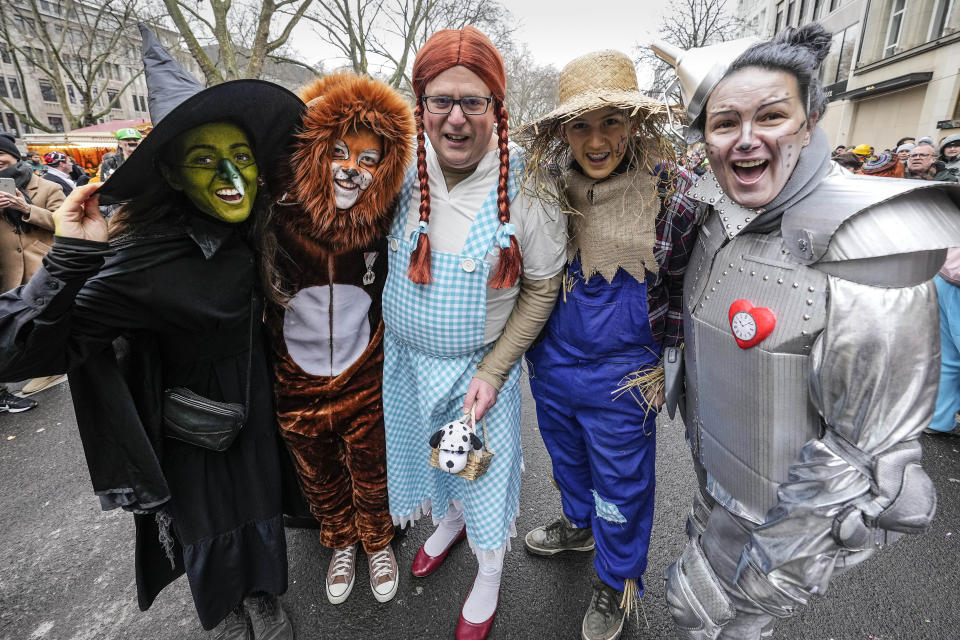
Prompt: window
<box><xmin>138</xmin><ymin>95</ymin><xmax>147</xmax><ymax>112</ymax></box>
<box><xmin>38</xmin><ymin>79</ymin><xmax>56</xmax><ymax>102</ymax></box>
<box><xmin>0</xmin><ymin>45</ymin><xmax>10</xmax><ymax>65</ymax></box>
<box><xmin>6</xmin><ymin>113</ymin><xmax>19</xmax><ymax>137</ymax></box>
<box><xmin>820</xmin><ymin>23</ymin><xmax>860</xmax><ymax>85</ymax></box>
<box><xmin>884</xmin><ymin>0</ymin><xmax>906</xmax><ymax>57</ymax></box>
<box><xmin>929</xmin><ymin>0</ymin><xmax>955</xmax><ymax>40</ymax></box>
<box><xmin>786</xmin><ymin>1</ymin><xmax>795</xmax><ymax>26</ymax></box>
<box><xmin>107</xmin><ymin>89</ymin><xmax>119</xmax><ymax>109</ymax></box>
<box><xmin>8</xmin><ymin>78</ymin><xmax>20</xmax><ymax>100</ymax></box>
<box><xmin>67</xmin><ymin>85</ymin><xmax>75</xmax><ymax>104</ymax></box>
<box><xmin>775</xmin><ymin>1</ymin><xmax>784</xmax><ymax>32</ymax></box>
<box><xmin>829</xmin><ymin>0</ymin><xmax>841</xmax><ymax>10</ymax></box>
<box><xmin>47</xmin><ymin>116</ymin><xmax>63</xmax><ymax>133</ymax></box>
<box><xmin>798</xmin><ymin>0</ymin><xmax>807</xmax><ymax>23</ymax></box>
<box><xmin>813</xmin><ymin>0</ymin><xmax>824</xmax><ymax>19</ymax></box>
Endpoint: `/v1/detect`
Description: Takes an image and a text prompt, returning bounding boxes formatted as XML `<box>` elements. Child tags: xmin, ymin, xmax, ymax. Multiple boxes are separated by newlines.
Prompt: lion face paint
<box><xmin>332</xmin><ymin>126</ymin><xmax>383</xmax><ymax>210</ymax></box>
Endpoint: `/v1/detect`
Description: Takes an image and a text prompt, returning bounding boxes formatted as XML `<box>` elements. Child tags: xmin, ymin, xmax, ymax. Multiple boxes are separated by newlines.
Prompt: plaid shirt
<box><xmin>647</xmin><ymin>164</ymin><xmax>699</xmax><ymax>348</ymax></box>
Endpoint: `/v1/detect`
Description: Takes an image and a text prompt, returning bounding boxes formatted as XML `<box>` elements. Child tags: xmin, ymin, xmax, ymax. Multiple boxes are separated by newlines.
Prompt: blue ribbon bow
<box><xmin>495</xmin><ymin>222</ymin><xmax>516</xmax><ymax>249</ymax></box>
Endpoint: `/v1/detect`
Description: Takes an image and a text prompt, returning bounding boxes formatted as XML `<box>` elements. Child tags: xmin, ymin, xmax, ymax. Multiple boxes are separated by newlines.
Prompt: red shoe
<box><xmin>455</xmin><ymin>590</ymin><xmax>499</xmax><ymax>640</ymax></box>
<box><xmin>411</xmin><ymin>526</ymin><xmax>467</xmax><ymax>577</ymax></box>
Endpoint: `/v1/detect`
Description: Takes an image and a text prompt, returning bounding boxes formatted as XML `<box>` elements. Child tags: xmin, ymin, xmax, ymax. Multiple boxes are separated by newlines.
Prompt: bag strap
<box><xmin>241</xmin><ymin>293</ymin><xmax>257</xmax><ymax>419</ymax></box>
<box><xmin>468</xmin><ymin>405</ymin><xmax>489</xmax><ymax>453</ymax></box>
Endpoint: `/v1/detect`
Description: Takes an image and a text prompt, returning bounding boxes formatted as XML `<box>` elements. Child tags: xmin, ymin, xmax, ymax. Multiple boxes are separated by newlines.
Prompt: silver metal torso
<box><xmin>684</xmin><ymin>168</ymin><xmax>960</xmax><ymax>523</ymax></box>
<box><xmin>684</xmin><ymin>211</ymin><xmax>825</xmax><ymax>523</ymax></box>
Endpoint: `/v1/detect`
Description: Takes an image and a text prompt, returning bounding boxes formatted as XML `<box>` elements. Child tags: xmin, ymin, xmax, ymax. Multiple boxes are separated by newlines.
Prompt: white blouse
<box><xmin>403</xmin><ymin>142</ymin><xmax>566</xmax><ymax>344</ymax></box>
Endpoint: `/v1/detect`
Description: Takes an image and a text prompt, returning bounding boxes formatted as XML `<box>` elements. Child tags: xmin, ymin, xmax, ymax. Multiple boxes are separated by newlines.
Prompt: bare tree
<box><xmin>0</xmin><ymin>0</ymin><xmax>151</xmax><ymax>132</ymax></box>
<box><xmin>306</xmin><ymin>0</ymin><xmax>514</xmax><ymax>93</ymax></box>
<box><xmin>635</xmin><ymin>0</ymin><xmax>744</xmax><ymax>98</ymax></box>
<box><xmin>502</xmin><ymin>42</ymin><xmax>558</xmax><ymax>128</ymax></box>
<box><xmin>161</xmin><ymin>0</ymin><xmax>316</xmax><ymax>84</ymax></box>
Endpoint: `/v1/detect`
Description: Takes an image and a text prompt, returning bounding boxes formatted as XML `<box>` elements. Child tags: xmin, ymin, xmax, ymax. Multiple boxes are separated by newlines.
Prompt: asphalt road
<box><xmin>1</xmin><ymin>376</ymin><xmax>958</xmax><ymax>640</ymax></box>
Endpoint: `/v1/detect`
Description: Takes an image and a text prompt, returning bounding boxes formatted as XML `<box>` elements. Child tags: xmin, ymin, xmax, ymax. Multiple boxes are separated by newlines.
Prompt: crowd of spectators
<box><xmin>832</xmin><ymin>134</ymin><xmax>960</xmax><ymax>183</ymax></box>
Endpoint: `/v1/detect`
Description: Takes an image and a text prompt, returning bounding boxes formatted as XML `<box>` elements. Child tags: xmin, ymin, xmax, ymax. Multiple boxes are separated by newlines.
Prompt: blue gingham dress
<box><xmin>382</xmin><ymin>163</ymin><xmax>523</xmax><ymax>551</ymax></box>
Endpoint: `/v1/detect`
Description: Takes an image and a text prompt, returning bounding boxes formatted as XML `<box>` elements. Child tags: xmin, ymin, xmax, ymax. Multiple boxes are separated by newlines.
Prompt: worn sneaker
<box><xmin>0</xmin><ymin>390</ymin><xmax>37</xmax><ymax>413</ymax></box>
<box><xmin>326</xmin><ymin>544</ymin><xmax>357</xmax><ymax>604</ymax></box>
<box><xmin>581</xmin><ymin>581</ymin><xmax>626</xmax><ymax>640</ymax></box>
<box><xmin>212</xmin><ymin>605</ymin><xmax>252</xmax><ymax>640</ymax></box>
<box><xmin>368</xmin><ymin>545</ymin><xmax>399</xmax><ymax>603</ymax></box>
<box><xmin>524</xmin><ymin>516</ymin><xmax>595</xmax><ymax>556</ymax></box>
<box><xmin>243</xmin><ymin>593</ymin><xmax>293</xmax><ymax>640</ymax></box>
<box><xmin>20</xmin><ymin>374</ymin><xmax>67</xmax><ymax>395</ymax></box>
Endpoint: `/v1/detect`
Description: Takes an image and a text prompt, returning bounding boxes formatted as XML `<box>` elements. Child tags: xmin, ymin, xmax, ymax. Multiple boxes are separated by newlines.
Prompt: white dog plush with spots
<box><xmin>430</xmin><ymin>415</ymin><xmax>483</xmax><ymax>474</ymax></box>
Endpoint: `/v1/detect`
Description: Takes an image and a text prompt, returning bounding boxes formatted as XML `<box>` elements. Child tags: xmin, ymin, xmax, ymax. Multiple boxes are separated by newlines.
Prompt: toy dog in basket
<box><xmin>429</xmin><ymin>408</ymin><xmax>494</xmax><ymax>479</ymax></box>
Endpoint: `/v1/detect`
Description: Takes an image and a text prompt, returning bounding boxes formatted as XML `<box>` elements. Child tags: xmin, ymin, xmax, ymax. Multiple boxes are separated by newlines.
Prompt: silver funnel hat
<box><xmin>650</xmin><ymin>38</ymin><xmax>759</xmax><ymax>128</ymax></box>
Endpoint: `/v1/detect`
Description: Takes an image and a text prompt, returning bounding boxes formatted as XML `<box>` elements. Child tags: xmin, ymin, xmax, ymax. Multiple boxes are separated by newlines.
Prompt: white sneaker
<box><xmin>325</xmin><ymin>545</ymin><xmax>357</xmax><ymax>605</ymax></box>
<box><xmin>368</xmin><ymin>545</ymin><xmax>399</xmax><ymax>603</ymax></box>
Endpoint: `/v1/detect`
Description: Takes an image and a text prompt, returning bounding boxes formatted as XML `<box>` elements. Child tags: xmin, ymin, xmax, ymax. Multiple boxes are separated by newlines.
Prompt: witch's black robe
<box><xmin>0</xmin><ymin>213</ymin><xmax>293</xmax><ymax>630</ymax></box>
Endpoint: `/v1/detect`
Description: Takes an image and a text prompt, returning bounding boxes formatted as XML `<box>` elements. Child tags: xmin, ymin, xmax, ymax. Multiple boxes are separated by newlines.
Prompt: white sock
<box><xmin>423</xmin><ymin>503</ymin><xmax>465</xmax><ymax>556</ymax></box>
<box><xmin>462</xmin><ymin>554</ymin><xmax>503</xmax><ymax>623</ymax></box>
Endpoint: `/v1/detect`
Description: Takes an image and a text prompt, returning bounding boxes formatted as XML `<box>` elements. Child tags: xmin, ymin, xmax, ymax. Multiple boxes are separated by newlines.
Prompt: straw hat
<box><xmin>522</xmin><ymin>50</ymin><xmax>663</xmax><ymax>131</ymax></box>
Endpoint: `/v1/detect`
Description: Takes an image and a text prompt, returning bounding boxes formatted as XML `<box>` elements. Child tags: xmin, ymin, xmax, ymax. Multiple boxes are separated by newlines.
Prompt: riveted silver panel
<box><xmin>685</xmin><ymin>227</ymin><xmax>826</xmax><ymax>522</ymax></box>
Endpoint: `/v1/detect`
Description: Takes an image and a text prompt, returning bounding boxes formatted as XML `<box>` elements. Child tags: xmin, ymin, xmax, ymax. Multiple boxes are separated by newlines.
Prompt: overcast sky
<box><xmin>508</xmin><ymin>0</ymin><xmax>673</xmax><ymax>70</ymax></box>
<box><xmin>292</xmin><ymin>0</ymin><xmax>675</xmax><ymax>76</ymax></box>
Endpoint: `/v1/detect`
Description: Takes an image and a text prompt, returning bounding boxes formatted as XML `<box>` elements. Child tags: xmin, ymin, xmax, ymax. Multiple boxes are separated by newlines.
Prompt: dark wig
<box><xmin>726</xmin><ymin>23</ymin><xmax>833</xmax><ymax>120</ymax></box>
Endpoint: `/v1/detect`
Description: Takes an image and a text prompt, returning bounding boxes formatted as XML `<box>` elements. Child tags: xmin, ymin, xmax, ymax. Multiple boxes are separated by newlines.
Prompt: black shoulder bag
<box><xmin>161</xmin><ymin>296</ymin><xmax>256</xmax><ymax>452</ymax></box>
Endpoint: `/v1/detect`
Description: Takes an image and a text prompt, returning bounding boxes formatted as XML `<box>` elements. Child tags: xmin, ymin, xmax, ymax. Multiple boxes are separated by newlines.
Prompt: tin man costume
<box><xmin>652</xmin><ymin>33</ymin><xmax>960</xmax><ymax>639</ymax></box>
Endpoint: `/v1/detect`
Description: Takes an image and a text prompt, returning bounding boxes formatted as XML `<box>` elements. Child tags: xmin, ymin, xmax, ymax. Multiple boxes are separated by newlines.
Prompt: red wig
<box><xmin>407</xmin><ymin>26</ymin><xmax>522</xmax><ymax>288</ymax></box>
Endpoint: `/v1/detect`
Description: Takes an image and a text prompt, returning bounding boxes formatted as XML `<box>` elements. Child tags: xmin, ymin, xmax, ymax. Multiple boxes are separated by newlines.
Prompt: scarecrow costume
<box><xmin>0</xmin><ymin>25</ymin><xmax>303</xmax><ymax>637</ymax></box>
<box><xmin>651</xmin><ymin>31</ymin><xmax>960</xmax><ymax>640</ymax></box>
<box><xmin>264</xmin><ymin>71</ymin><xmax>414</xmax><ymax>605</ymax></box>
<box><xmin>518</xmin><ymin>50</ymin><xmax>697</xmax><ymax>640</ymax></box>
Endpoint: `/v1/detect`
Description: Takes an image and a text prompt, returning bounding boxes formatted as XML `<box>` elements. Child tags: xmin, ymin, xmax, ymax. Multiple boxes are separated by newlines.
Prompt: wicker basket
<box><xmin>429</xmin><ymin>408</ymin><xmax>494</xmax><ymax>481</ymax></box>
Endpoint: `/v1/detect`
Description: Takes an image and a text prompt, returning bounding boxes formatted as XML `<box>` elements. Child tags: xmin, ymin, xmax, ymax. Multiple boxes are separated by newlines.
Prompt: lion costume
<box><xmin>266</xmin><ymin>73</ymin><xmax>413</xmax><ymax>565</ymax></box>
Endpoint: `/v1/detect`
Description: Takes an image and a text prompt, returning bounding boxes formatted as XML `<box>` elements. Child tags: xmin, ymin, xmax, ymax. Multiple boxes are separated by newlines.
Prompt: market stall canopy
<box><xmin>69</xmin><ymin>119</ymin><xmax>152</xmax><ymax>135</ymax></box>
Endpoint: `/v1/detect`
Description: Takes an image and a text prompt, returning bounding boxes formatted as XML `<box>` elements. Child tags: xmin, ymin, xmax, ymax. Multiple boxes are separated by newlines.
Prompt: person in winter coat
<box><xmin>939</xmin><ymin>133</ymin><xmax>960</xmax><ymax>177</ymax></box>
<box><xmin>0</xmin><ymin>131</ymin><xmax>66</xmax><ymax>407</ymax></box>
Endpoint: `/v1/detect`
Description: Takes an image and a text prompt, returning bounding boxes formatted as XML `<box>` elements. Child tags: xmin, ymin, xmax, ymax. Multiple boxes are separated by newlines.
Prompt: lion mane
<box><xmin>287</xmin><ymin>72</ymin><xmax>414</xmax><ymax>252</ymax></box>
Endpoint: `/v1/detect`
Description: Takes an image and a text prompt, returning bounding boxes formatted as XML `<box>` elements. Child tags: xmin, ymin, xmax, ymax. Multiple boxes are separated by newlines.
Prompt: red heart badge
<box><xmin>728</xmin><ymin>299</ymin><xmax>776</xmax><ymax>349</ymax></box>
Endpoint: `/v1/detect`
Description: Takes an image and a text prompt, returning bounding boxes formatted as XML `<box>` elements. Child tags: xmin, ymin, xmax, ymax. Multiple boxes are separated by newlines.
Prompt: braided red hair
<box><xmin>407</xmin><ymin>101</ymin><xmax>433</xmax><ymax>284</ymax></box>
<box><xmin>407</xmin><ymin>26</ymin><xmax>521</xmax><ymax>287</ymax></box>
<box><xmin>488</xmin><ymin>100</ymin><xmax>522</xmax><ymax>288</ymax></box>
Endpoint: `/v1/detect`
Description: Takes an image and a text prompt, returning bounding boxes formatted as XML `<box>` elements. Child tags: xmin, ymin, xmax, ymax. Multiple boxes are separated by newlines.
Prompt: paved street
<box><xmin>1</xmin><ymin>376</ymin><xmax>959</xmax><ymax>640</ymax></box>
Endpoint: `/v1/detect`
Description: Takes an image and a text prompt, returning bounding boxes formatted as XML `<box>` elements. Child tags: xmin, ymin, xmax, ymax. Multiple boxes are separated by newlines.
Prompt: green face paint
<box><xmin>164</xmin><ymin>121</ymin><xmax>258</xmax><ymax>223</ymax></box>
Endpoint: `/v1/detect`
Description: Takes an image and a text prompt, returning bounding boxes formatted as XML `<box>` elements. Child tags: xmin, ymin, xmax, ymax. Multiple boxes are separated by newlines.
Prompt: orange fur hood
<box><xmin>286</xmin><ymin>72</ymin><xmax>414</xmax><ymax>252</ymax></box>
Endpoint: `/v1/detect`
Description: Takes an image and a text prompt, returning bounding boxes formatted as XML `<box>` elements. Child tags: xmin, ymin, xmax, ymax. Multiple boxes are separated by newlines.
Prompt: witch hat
<box><xmin>99</xmin><ymin>24</ymin><xmax>304</xmax><ymax>204</ymax></box>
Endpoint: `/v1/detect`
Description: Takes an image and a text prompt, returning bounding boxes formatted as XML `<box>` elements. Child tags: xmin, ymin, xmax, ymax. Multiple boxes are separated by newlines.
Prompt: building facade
<box><xmin>734</xmin><ymin>0</ymin><xmax>960</xmax><ymax>149</ymax></box>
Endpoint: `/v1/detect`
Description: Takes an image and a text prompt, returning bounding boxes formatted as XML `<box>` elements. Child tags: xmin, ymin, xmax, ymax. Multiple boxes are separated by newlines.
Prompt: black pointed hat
<box><xmin>99</xmin><ymin>24</ymin><xmax>304</xmax><ymax>204</ymax></box>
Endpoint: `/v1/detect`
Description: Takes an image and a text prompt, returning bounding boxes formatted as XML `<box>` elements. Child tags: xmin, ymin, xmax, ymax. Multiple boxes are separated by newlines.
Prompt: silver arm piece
<box><xmin>734</xmin><ymin>275</ymin><xmax>940</xmax><ymax>617</ymax></box>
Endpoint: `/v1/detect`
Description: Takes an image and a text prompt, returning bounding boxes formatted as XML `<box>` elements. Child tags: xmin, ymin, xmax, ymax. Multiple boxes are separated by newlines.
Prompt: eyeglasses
<box><xmin>421</xmin><ymin>95</ymin><xmax>494</xmax><ymax>115</ymax></box>
<box><xmin>908</xmin><ymin>153</ymin><xmax>934</xmax><ymax>159</ymax></box>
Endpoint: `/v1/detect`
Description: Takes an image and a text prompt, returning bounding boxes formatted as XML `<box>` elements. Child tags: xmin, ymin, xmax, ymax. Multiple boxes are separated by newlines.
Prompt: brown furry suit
<box><xmin>266</xmin><ymin>73</ymin><xmax>414</xmax><ymax>553</ymax></box>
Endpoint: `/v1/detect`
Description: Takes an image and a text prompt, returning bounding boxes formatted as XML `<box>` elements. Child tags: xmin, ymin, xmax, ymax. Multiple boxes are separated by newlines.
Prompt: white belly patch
<box><xmin>283</xmin><ymin>284</ymin><xmax>372</xmax><ymax>377</ymax></box>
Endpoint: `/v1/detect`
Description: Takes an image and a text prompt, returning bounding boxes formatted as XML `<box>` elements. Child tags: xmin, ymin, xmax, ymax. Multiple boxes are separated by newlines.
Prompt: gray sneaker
<box><xmin>525</xmin><ymin>516</ymin><xmax>595</xmax><ymax>556</ymax></box>
<box><xmin>212</xmin><ymin>606</ymin><xmax>252</xmax><ymax>640</ymax></box>
<box><xmin>581</xmin><ymin>581</ymin><xmax>626</xmax><ymax>640</ymax></box>
<box><xmin>243</xmin><ymin>593</ymin><xmax>293</xmax><ymax>640</ymax></box>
